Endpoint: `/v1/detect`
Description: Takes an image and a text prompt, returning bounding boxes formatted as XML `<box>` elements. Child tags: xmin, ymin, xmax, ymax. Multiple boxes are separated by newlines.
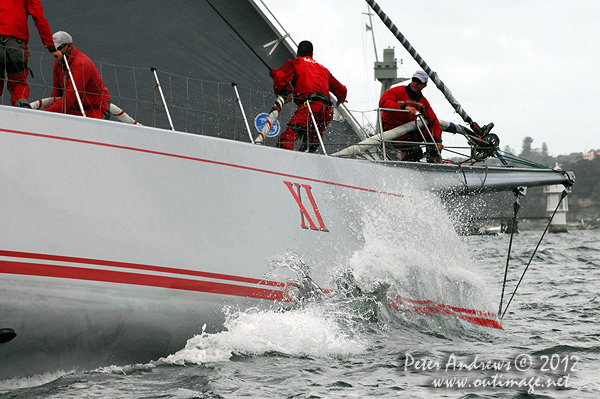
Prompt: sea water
<box><xmin>1</xmin><ymin>209</ymin><xmax>599</xmax><ymax>397</ymax></box>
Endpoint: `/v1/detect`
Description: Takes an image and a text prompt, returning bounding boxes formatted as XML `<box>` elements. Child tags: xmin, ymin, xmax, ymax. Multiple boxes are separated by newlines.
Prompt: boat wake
<box><xmin>0</xmin><ymin>370</ymin><xmax>75</xmax><ymax>391</ymax></box>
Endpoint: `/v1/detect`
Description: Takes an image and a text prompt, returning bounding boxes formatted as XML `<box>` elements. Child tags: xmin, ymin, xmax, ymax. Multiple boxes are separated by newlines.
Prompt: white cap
<box><xmin>53</xmin><ymin>31</ymin><xmax>73</xmax><ymax>48</ymax></box>
<box><xmin>412</xmin><ymin>70</ymin><xmax>428</xmax><ymax>84</ymax></box>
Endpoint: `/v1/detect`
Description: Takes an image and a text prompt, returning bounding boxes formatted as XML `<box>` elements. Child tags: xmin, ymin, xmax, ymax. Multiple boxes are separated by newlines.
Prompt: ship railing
<box><xmin>1</xmin><ymin>48</ymin><xmax>364</xmax><ymax>154</ymax></box>
<box><xmin>376</xmin><ymin>107</ymin><xmax>442</xmax><ymax>161</ymax></box>
<box><xmin>2</xmin><ymin>49</ymin><xmax>483</xmax><ymax>162</ymax></box>
<box><xmin>334</xmin><ymin>107</ymin><xmax>479</xmax><ymax>163</ymax></box>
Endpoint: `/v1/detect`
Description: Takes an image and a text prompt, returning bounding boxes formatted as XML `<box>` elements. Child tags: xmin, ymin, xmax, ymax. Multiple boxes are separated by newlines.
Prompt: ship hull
<box><xmin>0</xmin><ymin>107</ymin><xmax>569</xmax><ymax>378</ymax></box>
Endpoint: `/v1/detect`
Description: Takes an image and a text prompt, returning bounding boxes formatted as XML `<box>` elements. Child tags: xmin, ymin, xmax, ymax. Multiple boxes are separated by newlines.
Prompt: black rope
<box><xmin>457</xmin><ymin>162</ymin><xmax>468</xmax><ymax>189</ymax></box>
<box><xmin>364</xmin><ymin>0</ymin><xmax>476</xmax><ymax>128</ymax></box>
<box><xmin>500</xmin><ymin>189</ymin><xmax>568</xmax><ymax>319</ymax></box>
<box><xmin>498</xmin><ymin>193</ymin><xmax>521</xmax><ymax>315</ymax></box>
<box><xmin>479</xmin><ymin>165</ymin><xmax>489</xmax><ymax>190</ymax></box>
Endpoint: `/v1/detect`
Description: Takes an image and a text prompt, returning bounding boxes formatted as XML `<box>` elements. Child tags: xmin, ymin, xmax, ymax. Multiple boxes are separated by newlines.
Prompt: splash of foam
<box><xmin>343</xmin><ymin>182</ymin><xmax>496</xmax><ymax>315</ymax></box>
<box><xmin>157</xmin><ymin>305</ymin><xmax>367</xmax><ymax>366</ymax></box>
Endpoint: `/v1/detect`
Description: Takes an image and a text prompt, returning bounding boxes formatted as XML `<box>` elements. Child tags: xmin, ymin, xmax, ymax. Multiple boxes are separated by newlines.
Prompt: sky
<box><xmin>256</xmin><ymin>0</ymin><xmax>599</xmax><ymax>157</ymax></box>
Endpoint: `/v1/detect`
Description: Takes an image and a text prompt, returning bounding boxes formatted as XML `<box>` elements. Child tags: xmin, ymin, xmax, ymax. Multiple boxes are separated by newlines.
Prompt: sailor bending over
<box><xmin>271</xmin><ymin>40</ymin><xmax>347</xmax><ymax>152</ymax></box>
<box><xmin>45</xmin><ymin>31</ymin><xmax>110</xmax><ymax>119</ymax></box>
<box><xmin>379</xmin><ymin>70</ymin><xmax>443</xmax><ymax>162</ymax></box>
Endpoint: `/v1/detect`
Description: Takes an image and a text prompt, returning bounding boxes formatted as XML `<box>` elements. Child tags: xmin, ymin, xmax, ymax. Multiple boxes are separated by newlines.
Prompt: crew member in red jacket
<box><xmin>45</xmin><ymin>31</ymin><xmax>111</xmax><ymax>119</ymax></box>
<box><xmin>379</xmin><ymin>70</ymin><xmax>443</xmax><ymax>162</ymax></box>
<box><xmin>0</xmin><ymin>0</ymin><xmax>62</xmax><ymax>107</ymax></box>
<box><xmin>271</xmin><ymin>41</ymin><xmax>347</xmax><ymax>152</ymax></box>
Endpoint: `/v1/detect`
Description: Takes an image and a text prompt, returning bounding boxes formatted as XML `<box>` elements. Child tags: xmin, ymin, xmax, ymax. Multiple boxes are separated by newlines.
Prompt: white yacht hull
<box><xmin>0</xmin><ymin>107</ymin><xmax>570</xmax><ymax>378</ymax></box>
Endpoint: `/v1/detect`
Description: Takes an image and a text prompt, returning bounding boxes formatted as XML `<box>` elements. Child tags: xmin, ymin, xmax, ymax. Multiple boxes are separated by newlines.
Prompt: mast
<box><xmin>363</xmin><ymin>9</ymin><xmax>379</xmax><ymax>63</ymax></box>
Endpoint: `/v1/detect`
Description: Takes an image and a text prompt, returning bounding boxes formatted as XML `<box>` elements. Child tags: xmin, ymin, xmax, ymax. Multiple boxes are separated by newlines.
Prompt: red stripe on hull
<box><xmin>0</xmin><ymin>252</ymin><xmax>500</xmax><ymax>329</ymax></box>
<box><xmin>391</xmin><ymin>295</ymin><xmax>498</xmax><ymax>318</ymax></box>
<box><xmin>387</xmin><ymin>294</ymin><xmax>503</xmax><ymax>330</ymax></box>
<box><xmin>0</xmin><ymin>249</ymin><xmax>284</xmax><ymax>287</ymax></box>
<box><xmin>0</xmin><ymin>260</ymin><xmax>286</xmax><ymax>301</ymax></box>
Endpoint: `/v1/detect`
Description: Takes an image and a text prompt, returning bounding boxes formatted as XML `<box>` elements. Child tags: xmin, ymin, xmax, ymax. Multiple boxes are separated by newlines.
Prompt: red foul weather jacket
<box><xmin>46</xmin><ymin>46</ymin><xmax>110</xmax><ymax>114</ymax></box>
<box><xmin>0</xmin><ymin>0</ymin><xmax>55</xmax><ymax>50</ymax></box>
<box><xmin>379</xmin><ymin>85</ymin><xmax>442</xmax><ymax>141</ymax></box>
<box><xmin>273</xmin><ymin>56</ymin><xmax>347</xmax><ymax>105</ymax></box>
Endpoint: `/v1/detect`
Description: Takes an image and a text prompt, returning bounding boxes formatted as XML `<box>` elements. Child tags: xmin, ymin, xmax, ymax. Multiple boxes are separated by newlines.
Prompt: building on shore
<box><xmin>544</xmin><ymin>184</ymin><xmax>570</xmax><ymax>233</ymax></box>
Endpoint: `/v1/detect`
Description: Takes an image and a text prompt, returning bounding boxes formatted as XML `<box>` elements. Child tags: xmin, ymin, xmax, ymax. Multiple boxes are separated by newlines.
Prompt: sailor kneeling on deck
<box><xmin>271</xmin><ymin>40</ymin><xmax>347</xmax><ymax>152</ymax></box>
<box><xmin>44</xmin><ymin>31</ymin><xmax>111</xmax><ymax>119</ymax></box>
<box><xmin>379</xmin><ymin>70</ymin><xmax>443</xmax><ymax>162</ymax></box>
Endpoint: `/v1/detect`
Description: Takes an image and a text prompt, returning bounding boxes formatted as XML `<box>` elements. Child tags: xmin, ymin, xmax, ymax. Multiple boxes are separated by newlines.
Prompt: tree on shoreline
<box><xmin>515</xmin><ymin>137</ymin><xmax>599</xmax><ymax>223</ymax></box>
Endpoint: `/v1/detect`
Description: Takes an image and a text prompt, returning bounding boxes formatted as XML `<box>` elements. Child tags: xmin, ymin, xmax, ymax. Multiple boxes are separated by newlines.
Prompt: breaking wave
<box><xmin>156</xmin><ymin>304</ymin><xmax>368</xmax><ymax>366</ymax></box>
<box><xmin>156</xmin><ymin>183</ymin><xmax>503</xmax><ymax>367</ymax></box>
<box><xmin>0</xmin><ymin>370</ymin><xmax>75</xmax><ymax>391</ymax></box>
<box><xmin>342</xmin><ymin>182</ymin><xmax>498</xmax><ymax>316</ymax></box>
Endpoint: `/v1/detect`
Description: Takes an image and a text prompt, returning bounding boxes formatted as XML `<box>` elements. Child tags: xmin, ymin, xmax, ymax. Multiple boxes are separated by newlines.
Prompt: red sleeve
<box><xmin>328</xmin><ymin>74</ymin><xmax>347</xmax><ymax>103</ymax></box>
<box><xmin>273</xmin><ymin>59</ymin><xmax>296</xmax><ymax>95</ymax></box>
<box><xmin>379</xmin><ymin>87</ymin><xmax>403</xmax><ymax>110</ymax></box>
<box><xmin>27</xmin><ymin>0</ymin><xmax>55</xmax><ymax>49</ymax></box>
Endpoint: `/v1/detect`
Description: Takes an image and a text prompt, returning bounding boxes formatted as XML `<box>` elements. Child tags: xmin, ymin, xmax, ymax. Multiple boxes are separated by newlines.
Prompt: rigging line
<box><xmin>496</xmin><ymin>150</ymin><xmax>551</xmax><ymax>169</ymax></box>
<box><xmin>114</xmin><ymin>64</ymin><xmax>121</xmax><ymax>99</ymax></box>
<box><xmin>205</xmin><ymin>0</ymin><xmax>272</xmax><ymax>71</ymax></box>
<box><xmin>498</xmin><ymin>194</ymin><xmax>521</xmax><ymax>316</ymax></box>
<box><xmin>500</xmin><ymin>189</ymin><xmax>569</xmax><ymax>319</ymax></box>
<box><xmin>442</xmin><ymin>147</ymin><xmax>471</xmax><ymax>157</ymax></box>
<box><xmin>133</xmin><ymin>68</ymin><xmax>139</xmax><ymax>121</ymax></box>
<box><xmin>479</xmin><ymin>164</ymin><xmax>489</xmax><ymax>190</ymax></box>
<box><xmin>454</xmin><ymin>162</ymin><xmax>468</xmax><ymax>189</ymax></box>
<box><xmin>257</xmin><ymin>0</ymin><xmax>297</xmax><ymax>47</ymax></box>
<box><xmin>494</xmin><ymin>150</ymin><xmax>509</xmax><ymax>166</ymax></box>
<box><xmin>364</xmin><ymin>0</ymin><xmax>476</xmax><ymax>129</ymax></box>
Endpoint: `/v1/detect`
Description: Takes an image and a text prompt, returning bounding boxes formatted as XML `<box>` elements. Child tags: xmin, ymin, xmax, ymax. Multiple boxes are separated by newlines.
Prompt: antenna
<box><xmin>362</xmin><ymin>9</ymin><xmax>378</xmax><ymax>62</ymax></box>
<box><xmin>363</xmin><ymin>7</ymin><xmax>407</xmax><ymax>94</ymax></box>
